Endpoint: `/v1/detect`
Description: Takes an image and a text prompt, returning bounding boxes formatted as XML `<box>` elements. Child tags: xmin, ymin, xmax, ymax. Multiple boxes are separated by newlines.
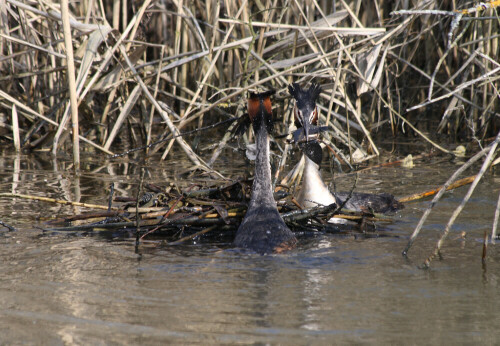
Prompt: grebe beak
<box><xmin>293</xmin><ymin>105</ymin><xmax>312</xmax><ymax>142</ymax></box>
<box><xmin>302</xmin><ymin>115</ymin><xmax>311</xmax><ymax>142</ymax></box>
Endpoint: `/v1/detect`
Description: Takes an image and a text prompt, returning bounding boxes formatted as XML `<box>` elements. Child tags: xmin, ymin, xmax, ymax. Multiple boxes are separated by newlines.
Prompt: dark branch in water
<box><xmin>0</xmin><ymin>220</ymin><xmax>17</xmax><ymax>232</ymax></box>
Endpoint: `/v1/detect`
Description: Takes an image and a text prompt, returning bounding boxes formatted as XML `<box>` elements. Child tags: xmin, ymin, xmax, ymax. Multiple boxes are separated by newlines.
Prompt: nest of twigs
<box><xmin>42</xmin><ymin>181</ymin><xmax>394</xmax><ymax>245</ymax></box>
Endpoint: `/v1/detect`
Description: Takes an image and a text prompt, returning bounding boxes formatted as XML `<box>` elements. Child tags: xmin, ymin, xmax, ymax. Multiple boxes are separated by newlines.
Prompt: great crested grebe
<box><xmin>234</xmin><ymin>91</ymin><xmax>297</xmax><ymax>254</ymax></box>
<box><xmin>287</xmin><ymin>83</ymin><xmax>337</xmax><ymax>209</ymax></box>
<box><xmin>289</xmin><ymin>83</ymin><xmax>403</xmax><ymax>214</ymax></box>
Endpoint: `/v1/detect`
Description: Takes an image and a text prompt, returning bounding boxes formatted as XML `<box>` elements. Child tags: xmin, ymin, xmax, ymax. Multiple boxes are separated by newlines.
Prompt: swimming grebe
<box><xmin>289</xmin><ymin>83</ymin><xmax>403</xmax><ymax>214</ymax></box>
<box><xmin>234</xmin><ymin>91</ymin><xmax>297</xmax><ymax>254</ymax></box>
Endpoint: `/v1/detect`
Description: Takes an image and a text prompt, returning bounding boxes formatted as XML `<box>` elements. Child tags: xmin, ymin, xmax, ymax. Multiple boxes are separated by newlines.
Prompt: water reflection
<box><xmin>12</xmin><ymin>153</ymin><xmax>20</xmax><ymax>194</ymax></box>
<box><xmin>0</xmin><ymin>150</ymin><xmax>499</xmax><ymax>343</ymax></box>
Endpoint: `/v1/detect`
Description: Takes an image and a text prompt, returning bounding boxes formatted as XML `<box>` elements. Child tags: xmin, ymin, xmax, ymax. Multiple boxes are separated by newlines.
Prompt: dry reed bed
<box><xmin>0</xmin><ymin>0</ymin><xmax>500</xmax><ymax>263</ymax></box>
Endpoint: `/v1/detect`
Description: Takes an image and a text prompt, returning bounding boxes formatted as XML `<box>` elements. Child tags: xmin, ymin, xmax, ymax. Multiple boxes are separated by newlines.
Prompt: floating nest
<box><xmin>41</xmin><ymin>180</ymin><xmax>396</xmax><ymax>245</ymax></box>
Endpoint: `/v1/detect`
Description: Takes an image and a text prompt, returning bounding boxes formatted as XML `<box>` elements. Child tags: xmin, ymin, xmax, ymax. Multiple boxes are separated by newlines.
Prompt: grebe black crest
<box><xmin>234</xmin><ymin>91</ymin><xmax>297</xmax><ymax>254</ymax></box>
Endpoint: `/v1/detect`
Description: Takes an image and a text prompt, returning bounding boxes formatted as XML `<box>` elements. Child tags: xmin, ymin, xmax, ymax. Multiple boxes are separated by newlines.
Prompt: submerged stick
<box><xmin>482</xmin><ymin>231</ymin><xmax>488</xmax><ymax>265</ymax></box>
<box><xmin>167</xmin><ymin>225</ymin><xmax>218</xmax><ymax>245</ymax></box>
<box><xmin>0</xmin><ymin>220</ymin><xmax>17</xmax><ymax>232</ymax></box>
<box><xmin>107</xmin><ymin>183</ymin><xmax>115</xmax><ymax>211</ymax></box>
<box><xmin>51</xmin><ymin>211</ymin><xmax>123</xmax><ymax>223</ymax></box>
<box><xmin>136</xmin><ymin>167</ymin><xmax>146</xmax><ymax>246</ymax></box>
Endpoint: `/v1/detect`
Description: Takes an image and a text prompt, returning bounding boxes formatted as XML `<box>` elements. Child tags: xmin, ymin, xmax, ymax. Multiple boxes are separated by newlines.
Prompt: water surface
<box><xmin>0</xmin><ymin>150</ymin><xmax>499</xmax><ymax>344</ymax></box>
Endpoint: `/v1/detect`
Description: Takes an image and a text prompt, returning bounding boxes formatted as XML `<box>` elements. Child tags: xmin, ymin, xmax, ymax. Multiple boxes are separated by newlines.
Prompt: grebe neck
<box><xmin>248</xmin><ymin>125</ymin><xmax>274</xmax><ymax>208</ymax></box>
<box><xmin>297</xmin><ymin>143</ymin><xmax>336</xmax><ymax>209</ymax></box>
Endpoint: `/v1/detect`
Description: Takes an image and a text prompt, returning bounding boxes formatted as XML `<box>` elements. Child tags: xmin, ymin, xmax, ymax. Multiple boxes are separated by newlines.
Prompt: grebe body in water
<box><xmin>234</xmin><ymin>91</ymin><xmax>297</xmax><ymax>254</ymax></box>
<box><xmin>299</xmin><ymin>140</ymin><xmax>403</xmax><ymax>213</ymax></box>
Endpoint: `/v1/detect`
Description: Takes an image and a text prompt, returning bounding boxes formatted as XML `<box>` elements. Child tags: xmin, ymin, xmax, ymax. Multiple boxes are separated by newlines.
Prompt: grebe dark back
<box><xmin>234</xmin><ymin>91</ymin><xmax>297</xmax><ymax>254</ymax></box>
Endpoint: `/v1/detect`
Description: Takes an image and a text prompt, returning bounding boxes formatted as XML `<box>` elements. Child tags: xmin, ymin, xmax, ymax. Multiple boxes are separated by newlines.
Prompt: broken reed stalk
<box><xmin>0</xmin><ymin>193</ymin><xmax>119</xmax><ymax>211</ymax></box>
<box><xmin>492</xmin><ymin>190</ymin><xmax>500</xmax><ymax>244</ymax></box>
<box><xmin>402</xmin><ymin>135</ymin><xmax>500</xmax><ymax>257</ymax></box>
<box><xmin>11</xmin><ymin>105</ymin><xmax>20</xmax><ymax>152</ymax></box>
<box><xmin>398</xmin><ymin>175</ymin><xmax>477</xmax><ymax>203</ymax></box>
<box><xmin>135</xmin><ymin>167</ymin><xmax>146</xmax><ymax>245</ymax></box>
<box><xmin>422</xmin><ymin>136</ymin><xmax>499</xmax><ymax>268</ymax></box>
<box><xmin>60</xmin><ymin>0</ymin><xmax>80</xmax><ymax>172</ymax></box>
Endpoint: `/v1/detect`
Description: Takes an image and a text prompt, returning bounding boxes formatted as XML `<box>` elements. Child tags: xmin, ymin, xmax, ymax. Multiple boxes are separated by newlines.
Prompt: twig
<box><xmin>218</xmin><ymin>19</ymin><xmax>385</xmax><ymax>35</ymax></box>
<box><xmin>422</xmin><ymin>131</ymin><xmax>500</xmax><ymax>267</ymax></box>
<box><xmin>282</xmin><ymin>202</ymin><xmax>339</xmax><ymax>222</ymax></box>
<box><xmin>51</xmin><ymin>211</ymin><xmax>123</xmax><ymax>223</ymax></box>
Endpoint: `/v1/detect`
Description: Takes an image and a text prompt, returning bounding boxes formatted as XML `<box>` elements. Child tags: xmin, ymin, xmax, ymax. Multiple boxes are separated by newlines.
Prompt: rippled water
<box><xmin>1</xmin><ymin>149</ymin><xmax>499</xmax><ymax>344</ymax></box>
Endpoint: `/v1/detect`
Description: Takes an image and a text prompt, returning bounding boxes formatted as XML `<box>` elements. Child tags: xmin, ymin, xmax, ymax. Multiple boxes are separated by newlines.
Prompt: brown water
<box><xmin>1</xmin><ymin>150</ymin><xmax>500</xmax><ymax>344</ymax></box>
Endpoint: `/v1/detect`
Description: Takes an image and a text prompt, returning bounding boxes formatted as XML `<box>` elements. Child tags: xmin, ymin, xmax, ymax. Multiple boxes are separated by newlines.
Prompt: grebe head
<box><xmin>288</xmin><ymin>83</ymin><xmax>321</xmax><ymax>141</ymax></box>
<box><xmin>301</xmin><ymin>140</ymin><xmax>323</xmax><ymax>166</ymax></box>
<box><xmin>248</xmin><ymin>90</ymin><xmax>275</xmax><ymax>135</ymax></box>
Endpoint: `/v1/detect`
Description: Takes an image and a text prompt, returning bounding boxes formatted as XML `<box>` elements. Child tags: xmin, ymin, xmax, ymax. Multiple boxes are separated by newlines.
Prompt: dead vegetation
<box><xmin>0</xmin><ymin>0</ymin><xmax>500</xmax><ymax>262</ymax></box>
<box><xmin>1</xmin><ymin>0</ymin><xmax>498</xmax><ymax>162</ymax></box>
